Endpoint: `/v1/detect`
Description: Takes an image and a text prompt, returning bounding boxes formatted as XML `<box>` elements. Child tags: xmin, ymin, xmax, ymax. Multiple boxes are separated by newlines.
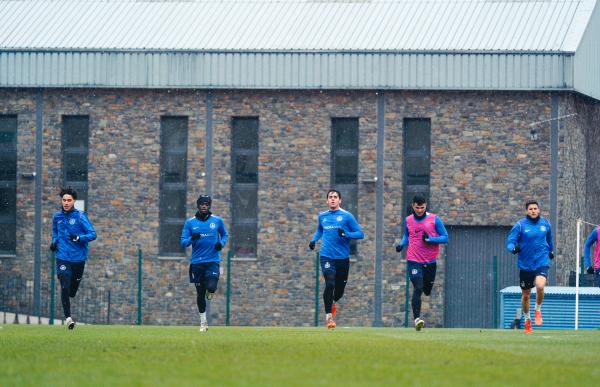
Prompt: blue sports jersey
<box><xmin>311</xmin><ymin>208</ymin><xmax>364</xmax><ymax>259</ymax></box>
<box><xmin>180</xmin><ymin>214</ymin><xmax>228</xmax><ymax>264</ymax></box>
<box><xmin>506</xmin><ymin>217</ymin><xmax>554</xmax><ymax>271</ymax></box>
<box><xmin>51</xmin><ymin>208</ymin><xmax>97</xmax><ymax>262</ymax></box>
<box><xmin>583</xmin><ymin>228</ymin><xmax>598</xmax><ymax>268</ymax></box>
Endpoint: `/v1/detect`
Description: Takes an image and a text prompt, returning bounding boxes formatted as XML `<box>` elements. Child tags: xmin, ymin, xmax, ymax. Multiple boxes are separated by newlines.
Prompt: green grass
<box><xmin>1</xmin><ymin>325</ymin><xmax>599</xmax><ymax>386</ymax></box>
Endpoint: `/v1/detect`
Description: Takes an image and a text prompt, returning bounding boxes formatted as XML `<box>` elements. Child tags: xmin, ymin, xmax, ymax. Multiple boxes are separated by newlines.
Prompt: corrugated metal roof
<box><xmin>0</xmin><ymin>0</ymin><xmax>595</xmax><ymax>52</ymax></box>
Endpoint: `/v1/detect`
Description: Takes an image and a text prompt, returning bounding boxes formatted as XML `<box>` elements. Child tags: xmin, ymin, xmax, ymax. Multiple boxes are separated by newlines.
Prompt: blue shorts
<box><xmin>519</xmin><ymin>266</ymin><xmax>549</xmax><ymax>289</ymax></box>
<box><xmin>189</xmin><ymin>262</ymin><xmax>220</xmax><ymax>284</ymax></box>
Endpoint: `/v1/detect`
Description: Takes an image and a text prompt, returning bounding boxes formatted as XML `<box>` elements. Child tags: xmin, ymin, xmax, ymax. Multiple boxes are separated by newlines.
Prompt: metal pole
<box><xmin>493</xmin><ymin>255</ymin><xmax>498</xmax><ymax>328</ymax></box>
<box><xmin>404</xmin><ymin>258</ymin><xmax>410</xmax><ymax>328</ymax></box>
<box><xmin>575</xmin><ymin>218</ymin><xmax>581</xmax><ymax>330</ymax></box>
<box><xmin>205</xmin><ymin>90</ymin><xmax>213</xmax><ymax>195</ymax></box>
<box><xmin>550</xmin><ymin>93</ymin><xmax>559</xmax><ymax>284</ymax></box>
<box><xmin>50</xmin><ymin>251</ymin><xmax>55</xmax><ymax>325</ymax></box>
<box><xmin>226</xmin><ymin>251</ymin><xmax>231</xmax><ymax>326</ymax></box>
<box><xmin>33</xmin><ymin>89</ymin><xmax>43</xmax><ymax>316</ymax></box>
<box><xmin>315</xmin><ymin>252</ymin><xmax>320</xmax><ymax>327</ymax></box>
<box><xmin>107</xmin><ymin>289</ymin><xmax>111</xmax><ymax>325</ymax></box>
<box><xmin>373</xmin><ymin>91</ymin><xmax>384</xmax><ymax>327</ymax></box>
<box><xmin>137</xmin><ymin>246</ymin><xmax>142</xmax><ymax>325</ymax></box>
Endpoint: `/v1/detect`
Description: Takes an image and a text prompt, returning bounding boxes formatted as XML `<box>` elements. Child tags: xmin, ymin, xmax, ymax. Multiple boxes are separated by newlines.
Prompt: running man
<box><xmin>309</xmin><ymin>189</ymin><xmax>364</xmax><ymax>329</ymax></box>
<box><xmin>506</xmin><ymin>200</ymin><xmax>554</xmax><ymax>334</ymax></box>
<box><xmin>50</xmin><ymin>187</ymin><xmax>97</xmax><ymax>330</ymax></box>
<box><xmin>181</xmin><ymin>195</ymin><xmax>228</xmax><ymax>332</ymax></box>
<box><xmin>583</xmin><ymin>225</ymin><xmax>600</xmax><ymax>287</ymax></box>
<box><xmin>395</xmin><ymin>195</ymin><xmax>448</xmax><ymax>331</ymax></box>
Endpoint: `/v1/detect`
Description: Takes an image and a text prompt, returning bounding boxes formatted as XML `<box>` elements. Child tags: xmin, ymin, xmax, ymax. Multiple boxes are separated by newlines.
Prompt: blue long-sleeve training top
<box><xmin>583</xmin><ymin>228</ymin><xmax>598</xmax><ymax>269</ymax></box>
<box><xmin>506</xmin><ymin>216</ymin><xmax>554</xmax><ymax>271</ymax></box>
<box><xmin>311</xmin><ymin>208</ymin><xmax>364</xmax><ymax>259</ymax></box>
<box><xmin>181</xmin><ymin>214</ymin><xmax>228</xmax><ymax>264</ymax></box>
<box><xmin>52</xmin><ymin>208</ymin><xmax>97</xmax><ymax>262</ymax></box>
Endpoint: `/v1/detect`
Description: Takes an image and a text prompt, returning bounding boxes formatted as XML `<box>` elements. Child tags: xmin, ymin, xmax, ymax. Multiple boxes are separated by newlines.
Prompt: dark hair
<box><xmin>525</xmin><ymin>200</ymin><xmax>539</xmax><ymax>209</ymax></box>
<box><xmin>59</xmin><ymin>187</ymin><xmax>77</xmax><ymax>200</ymax></box>
<box><xmin>197</xmin><ymin>195</ymin><xmax>212</xmax><ymax>206</ymax></box>
<box><xmin>412</xmin><ymin>195</ymin><xmax>427</xmax><ymax>205</ymax></box>
<box><xmin>327</xmin><ymin>189</ymin><xmax>342</xmax><ymax>200</ymax></box>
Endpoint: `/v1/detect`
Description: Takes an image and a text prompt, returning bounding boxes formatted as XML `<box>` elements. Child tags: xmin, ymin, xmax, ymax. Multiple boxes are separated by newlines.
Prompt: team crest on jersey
<box><xmin>412</xmin><ymin>269</ymin><xmax>418</xmax><ymax>275</ymax></box>
<box><xmin>60</xmin><ymin>265</ymin><xmax>67</xmax><ymax>271</ymax></box>
<box><xmin>69</xmin><ymin>219</ymin><xmax>76</xmax><ymax>225</ymax></box>
<box><xmin>210</xmin><ymin>223</ymin><xmax>216</xmax><ymax>229</ymax></box>
<box><xmin>324</xmin><ymin>262</ymin><xmax>331</xmax><ymax>269</ymax></box>
<box><xmin>540</xmin><ymin>226</ymin><xmax>547</xmax><ymax>232</ymax></box>
<box><xmin>336</xmin><ymin>216</ymin><xmax>343</xmax><ymax>222</ymax></box>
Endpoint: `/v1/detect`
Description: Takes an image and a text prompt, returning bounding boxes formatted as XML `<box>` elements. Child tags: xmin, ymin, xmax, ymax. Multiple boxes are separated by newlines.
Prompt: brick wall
<box><xmin>1</xmin><ymin>88</ymin><xmax>597</xmax><ymax>327</ymax></box>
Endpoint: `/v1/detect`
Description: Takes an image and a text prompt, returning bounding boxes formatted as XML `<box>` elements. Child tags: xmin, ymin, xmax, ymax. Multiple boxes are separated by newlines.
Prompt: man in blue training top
<box><xmin>583</xmin><ymin>225</ymin><xmax>600</xmax><ymax>287</ymax></box>
<box><xmin>506</xmin><ymin>200</ymin><xmax>554</xmax><ymax>334</ymax></box>
<box><xmin>309</xmin><ymin>189</ymin><xmax>364</xmax><ymax>329</ymax></box>
<box><xmin>181</xmin><ymin>195</ymin><xmax>228</xmax><ymax>332</ymax></box>
<box><xmin>50</xmin><ymin>187</ymin><xmax>97</xmax><ymax>330</ymax></box>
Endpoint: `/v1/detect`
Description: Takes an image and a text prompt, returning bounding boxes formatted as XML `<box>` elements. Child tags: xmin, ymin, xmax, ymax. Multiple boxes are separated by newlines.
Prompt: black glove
<box><xmin>309</xmin><ymin>241</ymin><xmax>315</xmax><ymax>250</ymax></box>
<box><xmin>587</xmin><ymin>266</ymin><xmax>595</xmax><ymax>274</ymax></box>
<box><xmin>191</xmin><ymin>233</ymin><xmax>201</xmax><ymax>241</ymax></box>
<box><xmin>548</xmin><ymin>251</ymin><xmax>554</xmax><ymax>260</ymax></box>
<box><xmin>215</xmin><ymin>241</ymin><xmax>222</xmax><ymax>251</ymax></box>
<box><xmin>511</xmin><ymin>244</ymin><xmax>521</xmax><ymax>254</ymax></box>
<box><xmin>69</xmin><ymin>234</ymin><xmax>80</xmax><ymax>242</ymax></box>
<box><xmin>422</xmin><ymin>232</ymin><xmax>430</xmax><ymax>243</ymax></box>
<box><xmin>338</xmin><ymin>228</ymin><xmax>346</xmax><ymax>238</ymax></box>
<box><xmin>395</xmin><ymin>244</ymin><xmax>403</xmax><ymax>253</ymax></box>
<box><xmin>49</xmin><ymin>241</ymin><xmax>58</xmax><ymax>252</ymax></box>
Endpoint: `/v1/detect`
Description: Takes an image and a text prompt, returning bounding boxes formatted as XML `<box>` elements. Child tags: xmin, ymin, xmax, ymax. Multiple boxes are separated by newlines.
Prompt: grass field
<box><xmin>1</xmin><ymin>324</ymin><xmax>599</xmax><ymax>386</ymax></box>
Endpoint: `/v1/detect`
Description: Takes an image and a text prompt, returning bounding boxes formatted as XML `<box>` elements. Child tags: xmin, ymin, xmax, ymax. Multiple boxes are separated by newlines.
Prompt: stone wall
<box><xmin>556</xmin><ymin>93</ymin><xmax>600</xmax><ymax>284</ymax></box>
<box><xmin>1</xmin><ymin>88</ymin><xmax>596</xmax><ymax>327</ymax></box>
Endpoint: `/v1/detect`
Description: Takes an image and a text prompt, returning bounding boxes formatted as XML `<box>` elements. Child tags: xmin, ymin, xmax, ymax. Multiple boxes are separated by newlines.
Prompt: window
<box><xmin>0</xmin><ymin>115</ymin><xmax>17</xmax><ymax>254</ymax></box>
<box><xmin>231</xmin><ymin>117</ymin><xmax>259</xmax><ymax>257</ymax></box>
<box><xmin>62</xmin><ymin>116</ymin><xmax>89</xmax><ymax>209</ymax></box>
<box><xmin>331</xmin><ymin>118</ymin><xmax>359</xmax><ymax>255</ymax></box>
<box><xmin>403</xmin><ymin>118</ymin><xmax>431</xmax><ymax>215</ymax></box>
<box><xmin>159</xmin><ymin>116</ymin><xmax>188</xmax><ymax>256</ymax></box>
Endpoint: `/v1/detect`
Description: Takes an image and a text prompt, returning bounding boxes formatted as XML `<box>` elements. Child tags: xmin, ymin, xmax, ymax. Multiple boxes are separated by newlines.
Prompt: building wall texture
<box><xmin>1</xmin><ymin>88</ymin><xmax>597</xmax><ymax>327</ymax></box>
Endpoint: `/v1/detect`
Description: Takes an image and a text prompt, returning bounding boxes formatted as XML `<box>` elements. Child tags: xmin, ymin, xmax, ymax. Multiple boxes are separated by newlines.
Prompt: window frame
<box><xmin>0</xmin><ymin>114</ymin><xmax>18</xmax><ymax>255</ymax></box>
<box><xmin>331</xmin><ymin>117</ymin><xmax>359</xmax><ymax>255</ymax></box>
<box><xmin>231</xmin><ymin>117</ymin><xmax>259</xmax><ymax>258</ymax></box>
<box><xmin>159</xmin><ymin>116</ymin><xmax>189</xmax><ymax>257</ymax></box>
<box><xmin>403</xmin><ymin>118</ymin><xmax>431</xmax><ymax>216</ymax></box>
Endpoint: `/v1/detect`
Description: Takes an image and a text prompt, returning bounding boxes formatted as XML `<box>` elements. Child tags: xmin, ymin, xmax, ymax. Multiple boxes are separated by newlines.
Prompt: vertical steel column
<box><xmin>373</xmin><ymin>92</ymin><xmax>384</xmax><ymax>326</ymax></box>
<box><xmin>550</xmin><ymin>94</ymin><xmax>559</xmax><ymax>284</ymax></box>
<box><xmin>226</xmin><ymin>251</ymin><xmax>231</xmax><ymax>326</ymax></box>
<box><xmin>205</xmin><ymin>90</ymin><xmax>213</xmax><ymax>195</ymax></box>
<box><xmin>205</xmin><ymin>90</ymin><xmax>214</xmax><ymax>322</ymax></box>
<box><xmin>50</xmin><ymin>251</ymin><xmax>55</xmax><ymax>324</ymax></box>
<box><xmin>137</xmin><ymin>247</ymin><xmax>142</xmax><ymax>325</ymax></box>
<box><xmin>493</xmin><ymin>255</ymin><xmax>498</xmax><ymax>328</ymax></box>
<box><xmin>33</xmin><ymin>89</ymin><xmax>43</xmax><ymax>316</ymax></box>
<box><xmin>315</xmin><ymin>252</ymin><xmax>320</xmax><ymax>327</ymax></box>
<box><xmin>404</xmin><ymin>262</ymin><xmax>410</xmax><ymax>327</ymax></box>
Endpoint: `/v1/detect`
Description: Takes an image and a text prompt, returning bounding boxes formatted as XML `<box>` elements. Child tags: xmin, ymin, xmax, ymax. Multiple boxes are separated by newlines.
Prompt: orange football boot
<box><xmin>534</xmin><ymin>310</ymin><xmax>543</xmax><ymax>326</ymax></box>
